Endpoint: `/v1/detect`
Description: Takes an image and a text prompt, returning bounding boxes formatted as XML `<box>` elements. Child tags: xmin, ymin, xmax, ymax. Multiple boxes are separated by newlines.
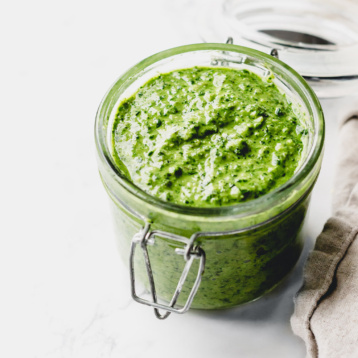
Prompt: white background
<box><xmin>1</xmin><ymin>0</ymin><xmax>358</xmax><ymax>357</ymax></box>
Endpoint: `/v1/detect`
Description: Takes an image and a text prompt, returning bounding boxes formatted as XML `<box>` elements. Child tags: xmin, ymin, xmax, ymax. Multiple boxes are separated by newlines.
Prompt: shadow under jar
<box><xmin>95</xmin><ymin>44</ymin><xmax>324</xmax><ymax>318</ymax></box>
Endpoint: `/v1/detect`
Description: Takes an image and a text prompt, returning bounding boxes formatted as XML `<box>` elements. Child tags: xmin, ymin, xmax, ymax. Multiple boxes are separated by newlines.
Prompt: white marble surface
<box><xmin>2</xmin><ymin>0</ymin><xmax>358</xmax><ymax>357</ymax></box>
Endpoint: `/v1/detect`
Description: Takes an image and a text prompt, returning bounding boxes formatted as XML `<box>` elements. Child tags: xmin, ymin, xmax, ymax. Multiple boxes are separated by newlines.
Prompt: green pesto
<box><xmin>111</xmin><ymin>67</ymin><xmax>308</xmax><ymax>207</ymax></box>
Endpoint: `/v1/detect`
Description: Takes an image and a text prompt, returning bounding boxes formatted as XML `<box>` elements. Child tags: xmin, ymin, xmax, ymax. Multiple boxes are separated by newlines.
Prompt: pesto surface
<box><xmin>111</xmin><ymin>67</ymin><xmax>307</xmax><ymax>207</ymax></box>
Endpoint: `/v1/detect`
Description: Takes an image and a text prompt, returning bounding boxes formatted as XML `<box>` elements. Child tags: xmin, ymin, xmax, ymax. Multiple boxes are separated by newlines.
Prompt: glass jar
<box><xmin>95</xmin><ymin>43</ymin><xmax>324</xmax><ymax>319</ymax></box>
<box><xmin>198</xmin><ymin>0</ymin><xmax>358</xmax><ymax>98</ymax></box>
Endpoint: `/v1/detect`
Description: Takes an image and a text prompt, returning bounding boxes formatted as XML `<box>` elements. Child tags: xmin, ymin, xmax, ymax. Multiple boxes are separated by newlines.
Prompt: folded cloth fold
<box><xmin>291</xmin><ymin>116</ymin><xmax>358</xmax><ymax>358</ymax></box>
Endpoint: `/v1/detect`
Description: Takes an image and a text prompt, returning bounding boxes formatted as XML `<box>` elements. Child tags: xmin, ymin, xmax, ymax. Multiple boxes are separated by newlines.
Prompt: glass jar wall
<box><xmin>95</xmin><ymin>44</ymin><xmax>324</xmax><ymax>313</ymax></box>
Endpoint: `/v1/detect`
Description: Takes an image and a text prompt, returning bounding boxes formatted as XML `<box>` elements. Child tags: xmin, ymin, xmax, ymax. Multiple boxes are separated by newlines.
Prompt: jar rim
<box><xmin>95</xmin><ymin>43</ymin><xmax>324</xmax><ymax>218</ymax></box>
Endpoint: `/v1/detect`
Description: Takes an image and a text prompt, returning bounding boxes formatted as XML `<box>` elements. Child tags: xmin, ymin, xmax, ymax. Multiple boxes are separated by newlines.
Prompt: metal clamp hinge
<box><xmin>225</xmin><ymin>36</ymin><xmax>279</xmax><ymax>59</ymax></box>
<box><xmin>129</xmin><ymin>223</ymin><xmax>206</xmax><ymax>320</ymax></box>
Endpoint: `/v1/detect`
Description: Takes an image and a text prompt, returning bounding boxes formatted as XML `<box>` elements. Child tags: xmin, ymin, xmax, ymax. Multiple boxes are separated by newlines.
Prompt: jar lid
<box><xmin>197</xmin><ymin>0</ymin><xmax>358</xmax><ymax>97</ymax></box>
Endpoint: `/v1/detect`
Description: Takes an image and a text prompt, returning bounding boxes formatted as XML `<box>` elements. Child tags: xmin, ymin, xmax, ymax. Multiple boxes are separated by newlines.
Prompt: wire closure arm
<box><xmin>129</xmin><ymin>223</ymin><xmax>206</xmax><ymax>320</ymax></box>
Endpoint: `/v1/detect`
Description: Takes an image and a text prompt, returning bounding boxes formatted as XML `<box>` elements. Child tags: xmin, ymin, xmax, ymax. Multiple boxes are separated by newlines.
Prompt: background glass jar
<box><xmin>198</xmin><ymin>0</ymin><xmax>358</xmax><ymax>98</ymax></box>
<box><xmin>95</xmin><ymin>44</ymin><xmax>324</xmax><ymax>318</ymax></box>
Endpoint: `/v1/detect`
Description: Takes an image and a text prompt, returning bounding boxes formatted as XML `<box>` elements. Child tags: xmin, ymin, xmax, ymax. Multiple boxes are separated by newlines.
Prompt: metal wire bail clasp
<box><xmin>129</xmin><ymin>223</ymin><xmax>206</xmax><ymax>320</ymax></box>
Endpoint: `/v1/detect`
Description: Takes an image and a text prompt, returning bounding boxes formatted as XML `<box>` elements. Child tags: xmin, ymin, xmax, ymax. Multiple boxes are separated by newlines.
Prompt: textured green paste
<box><xmin>111</xmin><ymin>67</ymin><xmax>307</xmax><ymax>207</ymax></box>
<box><xmin>108</xmin><ymin>66</ymin><xmax>312</xmax><ymax>309</ymax></box>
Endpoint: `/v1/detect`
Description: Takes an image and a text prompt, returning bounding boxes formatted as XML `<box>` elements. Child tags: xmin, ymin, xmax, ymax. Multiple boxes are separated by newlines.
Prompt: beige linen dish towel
<box><xmin>291</xmin><ymin>115</ymin><xmax>358</xmax><ymax>358</ymax></box>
